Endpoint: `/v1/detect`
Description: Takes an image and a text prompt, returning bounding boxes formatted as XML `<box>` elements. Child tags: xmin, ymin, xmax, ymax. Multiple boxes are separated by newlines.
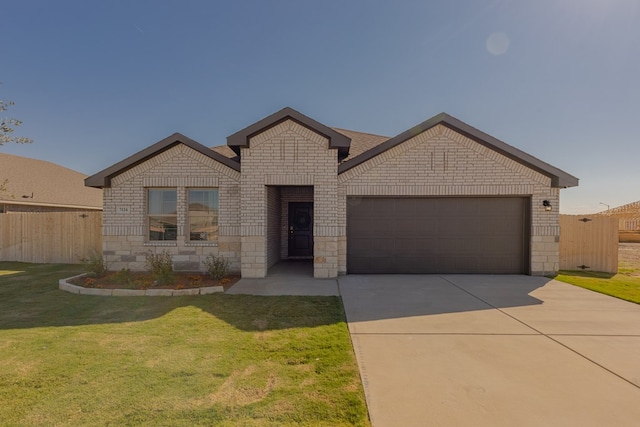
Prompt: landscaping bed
<box><xmin>73</xmin><ymin>250</ymin><xmax>240</xmax><ymax>292</ymax></box>
<box><xmin>68</xmin><ymin>270</ymin><xmax>240</xmax><ymax>291</ymax></box>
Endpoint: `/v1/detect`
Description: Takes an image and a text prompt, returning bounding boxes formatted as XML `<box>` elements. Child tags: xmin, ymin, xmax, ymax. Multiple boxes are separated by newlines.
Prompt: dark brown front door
<box><xmin>288</xmin><ymin>202</ymin><xmax>313</xmax><ymax>257</ymax></box>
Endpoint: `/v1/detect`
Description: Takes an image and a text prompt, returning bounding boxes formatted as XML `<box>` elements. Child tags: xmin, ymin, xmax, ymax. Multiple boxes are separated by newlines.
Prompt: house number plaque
<box><xmin>116</xmin><ymin>206</ymin><xmax>131</xmax><ymax>214</ymax></box>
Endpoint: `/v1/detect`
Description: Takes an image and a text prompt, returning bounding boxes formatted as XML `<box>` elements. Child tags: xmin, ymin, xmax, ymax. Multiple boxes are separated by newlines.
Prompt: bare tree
<box><xmin>1</xmin><ymin>89</ymin><xmax>33</xmax><ymax>195</ymax></box>
<box><xmin>1</xmin><ymin>99</ymin><xmax>33</xmax><ymax>145</ymax></box>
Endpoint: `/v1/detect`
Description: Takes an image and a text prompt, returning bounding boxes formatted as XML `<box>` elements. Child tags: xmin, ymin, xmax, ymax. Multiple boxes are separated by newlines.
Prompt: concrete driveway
<box><xmin>339</xmin><ymin>275</ymin><xmax>640</xmax><ymax>427</ymax></box>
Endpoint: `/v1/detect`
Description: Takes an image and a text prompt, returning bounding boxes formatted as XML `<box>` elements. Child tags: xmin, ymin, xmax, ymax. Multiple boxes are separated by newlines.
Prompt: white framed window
<box><xmin>147</xmin><ymin>189</ymin><xmax>177</xmax><ymax>241</ymax></box>
<box><xmin>188</xmin><ymin>188</ymin><xmax>218</xmax><ymax>241</ymax></box>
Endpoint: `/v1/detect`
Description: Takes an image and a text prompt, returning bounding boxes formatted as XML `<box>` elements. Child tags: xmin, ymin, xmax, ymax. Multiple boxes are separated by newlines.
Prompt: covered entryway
<box><xmin>266</xmin><ymin>186</ymin><xmax>315</xmax><ymax>275</ymax></box>
<box><xmin>347</xmin><ymin>197</ymin><xmax>530</xmax><ymax>274</ymax></box>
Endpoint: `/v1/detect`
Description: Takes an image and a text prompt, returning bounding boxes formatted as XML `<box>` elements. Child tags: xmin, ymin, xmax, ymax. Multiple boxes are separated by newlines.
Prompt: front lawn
<box><xmin>0</xmin><ymin>262</ymin><xmax>369</xmax><ymax>426</ymax></box>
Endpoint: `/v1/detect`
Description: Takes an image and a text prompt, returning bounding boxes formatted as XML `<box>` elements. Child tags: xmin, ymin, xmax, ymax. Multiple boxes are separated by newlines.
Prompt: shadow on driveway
<box><xmin>338</xmin><ymin>274</ymin><xmax>549</xmax><ymax>325</ymax></box>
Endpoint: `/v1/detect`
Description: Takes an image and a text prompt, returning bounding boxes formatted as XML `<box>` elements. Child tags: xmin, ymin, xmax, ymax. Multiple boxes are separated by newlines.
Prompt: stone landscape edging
<box><xmin>59</xmin><ymin>274</ymin><xmax>224</xmax><ymax>296</ymax></box>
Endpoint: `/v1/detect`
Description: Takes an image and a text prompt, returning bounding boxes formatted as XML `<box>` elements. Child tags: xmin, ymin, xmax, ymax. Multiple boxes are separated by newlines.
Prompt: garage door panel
<box><xmin>372</xmin><ymin>218</ymin><xmax>395</xmax><ymax>237</ymax></box>
<box><xmin>348</xmin><ymin>237</ymin><xmax>373</xmax><ymax>253</ymax></box>
<box><xmin>347</xmin><ymin>197</ymin><xmax>529</xmax><ymax>274</ymax></box>
<box><xmin>372</xmin><ymin>238</ymin><xmax>397</xmax><ymax>255</ymax></box>
<box><xmin>348</xmin><ymin>217</ymin><xmax>374</xmax><ymax>235</ymax></box>
<box><xmin>396</xmin><ymin>219</ymin><xmax>429</xmax><ymax>236</ymax></box>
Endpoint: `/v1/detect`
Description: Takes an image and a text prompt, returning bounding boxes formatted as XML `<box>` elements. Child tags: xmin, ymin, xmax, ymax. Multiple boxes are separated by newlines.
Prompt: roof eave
<box><xmin>339</xmin><ymin>113</ymin><xmax>579</xmax><ymax>189</ymax></box>
<box><xmin>85</xmin><ymin>133</ymin><xmax>240</xmax><ymax>188</ymax></box>
<box><xmin>226</xmin><ymin>107</ymin><xmax>351</xmax><ymax>157</ymax></box>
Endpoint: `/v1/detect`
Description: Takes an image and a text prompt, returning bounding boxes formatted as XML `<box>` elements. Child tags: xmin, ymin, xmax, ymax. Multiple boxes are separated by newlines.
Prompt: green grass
<box><xmin>555</xmin><ymin>260</ymin><xmax>640</xmax><ymax>304</ymax></box>
<box><xmin>0</xmin><ymin>262</ymin><xmax>370</xmax><ymax>426</ymax></box>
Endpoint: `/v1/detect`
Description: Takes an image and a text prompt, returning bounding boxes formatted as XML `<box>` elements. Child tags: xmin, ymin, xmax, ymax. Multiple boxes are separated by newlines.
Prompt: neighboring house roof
<box><xmin>0</xmin><ymin>153</ymin><xmax>102</xmax><ymax>210</ymax></box>
<box><xmin>602</xmin><ymin>200</ymin><xmax>640</xmax><ymax>218</ymax></box>
<box><xmin>86</xmin><ymin>108</ymin><xmax>578</xmax><ymax>189</ymax></box>
<box><xmin>85</xmin><ymin>132</ymin><xmax>241</xmax><ymax>188</ymax></box>
<box><xmin>338</xmin><ymin>112</ymin><xmax>579</xmax><ymax>188</ymax></box>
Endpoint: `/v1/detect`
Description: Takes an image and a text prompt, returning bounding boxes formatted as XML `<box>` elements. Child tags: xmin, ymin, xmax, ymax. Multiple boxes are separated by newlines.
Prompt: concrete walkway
<box><xmin>339</xmin><ymin>275</ymin><xmax>640</xmax><ymax>427</ymax></box>
<box><xmin>226</xmin><ymin>260</ymin><xmax>339</xmax><ymax>296</ymax></box>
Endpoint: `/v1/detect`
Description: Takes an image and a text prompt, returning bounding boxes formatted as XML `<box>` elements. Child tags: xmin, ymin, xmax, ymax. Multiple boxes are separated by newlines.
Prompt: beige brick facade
<box><xmin>338</xmin><ymin>125</ymin><xmax>560</xmax><ymax>275</ymax></box>
<box><xmin>94</xmin><ymin>110</ymin><xmax>574</xmax><ymax>278</ymax></box>
<box><xmin>239</xmin><ymin>120</ymin><xmax>339</xmax><ymax>278</ymax></box>
<box><xmin>101</xmin><ymin>145</ymin><xmax>241</xmax><ymax>273</ymax></box>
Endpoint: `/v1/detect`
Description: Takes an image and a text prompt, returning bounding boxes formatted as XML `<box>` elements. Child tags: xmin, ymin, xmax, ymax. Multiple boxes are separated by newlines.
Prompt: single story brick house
<box><xmin>86</xmin><ymin>107</ymin><xmax>578</xmax><ymax>278</ymax></box>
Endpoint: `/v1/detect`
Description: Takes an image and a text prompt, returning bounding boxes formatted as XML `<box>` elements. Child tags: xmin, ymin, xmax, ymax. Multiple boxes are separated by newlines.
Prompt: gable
<box><xmin>239</xmin><ymin>119</ymin><xmax>338</xmax><ymax>186</ymax></box>
<box><xmin>339</xmin><ymin>113</ymin><xmax>578</xmax><ymax>188</ymax></box>
<box><xmin>247</xmin><ymin>119</ymin><xmax>329</xmax><ymax>152</ymax></box>
<box><xmin>226</xmin><ymin>107</ymin><xmax>351</xmax><ymax>159</ymax></box>
<box><xmin>110</xmin><ymin>144</ymin><xmax>240</xmax><ymax>188</ymax></box>
<box><xmin>339</xmin><ymin>124</ymin><xmax>551</xmax><ymax>190</ymax></box>
<box><xmin>85</xmin><ymin>133</ymin><xmax>240</xmax><ymax>188</ymax></box>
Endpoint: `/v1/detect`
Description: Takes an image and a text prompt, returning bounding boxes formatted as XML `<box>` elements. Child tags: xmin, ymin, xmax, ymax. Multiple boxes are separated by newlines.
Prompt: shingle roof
<box><xmin>0</xmin><ymin>153</ymin><xmax>102</xmax><ymax>209</ymax></box>
<box><xmin>209</xmin><ymin>127</ymin><xmax>390</xmax><ymax>163</ymax></box>
<box><xmin>331</xmin><ymin>128</ymin><xmax>390</xmax><ymax>161</ymax></box>
<box><xmin>86</xmin><ymin>132</ymin><xmax>240</xmax><ymax>188</ymax></box>
<box><xmin>85</xmin><ymin>108</ymin><xmax>578</xmax><ymax>190</ymax></box>
<box><xmin>226</xmin><ymin>107</ymin><xmax>351</xmax><ymax>158</ymax></box>
<box><xmin>211</xmin><ymin>145</ymin><xmax>238</xmax><ymax>159</ymax></box>
<box><xmin>338</xmin><ymin>112</ymin><xmax>579</xmax><ymax>188</ymax></box>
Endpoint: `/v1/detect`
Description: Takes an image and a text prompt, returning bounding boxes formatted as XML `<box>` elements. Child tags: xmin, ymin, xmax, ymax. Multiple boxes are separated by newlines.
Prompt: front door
<box><xmin>288</xmin><ymin>202</ymin><xmax>313</xmax><ymax>257</ymax></box>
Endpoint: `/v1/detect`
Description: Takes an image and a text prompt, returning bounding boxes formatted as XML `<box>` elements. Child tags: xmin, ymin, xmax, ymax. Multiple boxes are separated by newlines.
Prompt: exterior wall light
<box><xmin>543</xmin><ymin>200</ymin><xmax>552</xmax><ymax>212</ymax></box>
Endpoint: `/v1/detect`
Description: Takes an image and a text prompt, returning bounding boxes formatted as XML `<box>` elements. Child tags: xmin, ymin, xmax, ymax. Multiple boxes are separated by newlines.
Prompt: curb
<box><xmin>59</xmin><ymin>275</ymin><xmax>224</xmax><ymax>296</ymax></box>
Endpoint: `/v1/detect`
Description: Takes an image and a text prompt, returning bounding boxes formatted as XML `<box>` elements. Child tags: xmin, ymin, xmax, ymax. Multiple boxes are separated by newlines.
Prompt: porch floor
<box><xmin>225</xmin><ymin>260</ymin><xmax>339</xmax><ymax>296</ymax></box>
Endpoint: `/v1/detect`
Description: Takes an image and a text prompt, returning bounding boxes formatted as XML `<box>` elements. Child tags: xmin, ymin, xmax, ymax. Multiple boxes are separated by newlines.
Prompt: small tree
<box><xmin>1</xmin><ymin>99</ymin><xmax>32</xmax><ymax>146</ymax></box>
<box><xmin>1</xmin><ymin>93</ymin><xmax>33</xmax><ymax>196</ymax></box>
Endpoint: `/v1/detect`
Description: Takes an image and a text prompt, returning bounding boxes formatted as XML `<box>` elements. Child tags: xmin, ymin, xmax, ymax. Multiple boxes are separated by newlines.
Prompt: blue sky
<box><xmin>2</xmin><ymin>0</ymin><xmax>639</xmax><ymax>213</ymax></box>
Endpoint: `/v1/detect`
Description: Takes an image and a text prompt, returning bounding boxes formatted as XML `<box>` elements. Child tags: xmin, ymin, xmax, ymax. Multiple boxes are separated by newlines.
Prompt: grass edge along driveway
<box><xmin>555</xmin><ymin>269</ymin><xmax>640</xmax><ymax>304</ymax></box>
<box><xmin>0</xmin><ymin>262</ymin><xmax>370</xmax><ymax>427</ymax></box>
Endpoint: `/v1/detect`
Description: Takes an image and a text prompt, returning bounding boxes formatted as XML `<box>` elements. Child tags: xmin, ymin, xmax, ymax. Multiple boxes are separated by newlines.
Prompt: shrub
<box><xmin>144</xmin><ymin>250</ymin><xmax>175</xmax><ymax>285</ymax></box>
<box><xmin>202</xmin><ymin>254</ymin><xmax>229</xmax><ymax>281</ymax></box>
<box><xmin>110</xmin><ymin>268</ymin><xmax>133</xmax><ymax>286</ymax></box>
<box><xmin>81</xmin><ymin>251</ymin><xmax>108</xmax><ymax>277</ymax></box>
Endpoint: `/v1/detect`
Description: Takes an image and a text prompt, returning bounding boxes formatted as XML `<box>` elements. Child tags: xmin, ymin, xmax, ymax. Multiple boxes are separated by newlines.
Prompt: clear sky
<box><xmin>2</xmin><ymin>0</ymin><xmax>638</xmax><ymax>214</ymax></box>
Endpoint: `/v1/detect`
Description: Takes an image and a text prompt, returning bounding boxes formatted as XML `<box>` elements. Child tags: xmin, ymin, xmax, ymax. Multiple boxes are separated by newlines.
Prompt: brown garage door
<box><xmin>347</xmin><ymin>197</ymin><xmax>529</xmax><ymax>274</ymax></box>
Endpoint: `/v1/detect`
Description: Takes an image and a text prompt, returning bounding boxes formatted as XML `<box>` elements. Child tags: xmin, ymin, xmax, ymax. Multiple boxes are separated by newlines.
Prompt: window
<box><xmin>147</xmin><ymin>189</ymin><xmax>177</xmax><ymax>241</ymax></box>
<box><xmin>188</xmin><ymin>189</ymin><xmax>218</xmax><ymax>241</ymax></box>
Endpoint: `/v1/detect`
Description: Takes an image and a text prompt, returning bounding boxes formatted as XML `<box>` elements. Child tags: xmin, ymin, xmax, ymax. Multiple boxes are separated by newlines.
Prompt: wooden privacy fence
<box><xmin>0</xmin><ymin>211</ymin><xmax>102</xmax><ymax>264</ymax></box>
<box><xmin>559</xmin><ymin>215</ymin><xmax>618</xmax><ymax>274</ymax></box>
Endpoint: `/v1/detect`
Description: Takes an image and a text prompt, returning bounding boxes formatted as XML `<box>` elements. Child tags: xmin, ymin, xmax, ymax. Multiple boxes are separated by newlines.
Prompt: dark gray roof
<box><xmin>85</xmin><ymin>109</ymin><xmax>578</xmax><ymax>190</ymax></box>
<box><xmin>338</xmin><ymin>112</ymin><xmax>579</xmax><ymax>188</ymax></box>
<box><xmin>331</xmin><ymin>128</ymin><xmax>390</xmax><ymax>161</ymax></box>
<box><xmin>212</xmin><ymin>127</ymin><xmax>389</xmax><ymax>162</ymax></box>
<box><xmin>227</xmin><ymin>107</ymin><xmax>351</xmax><ymax>158</ymax></box>
<box><xmin>85</xmin><ymin>132</ymin><xmax>240</xmax><ymax>188</ymax></box>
